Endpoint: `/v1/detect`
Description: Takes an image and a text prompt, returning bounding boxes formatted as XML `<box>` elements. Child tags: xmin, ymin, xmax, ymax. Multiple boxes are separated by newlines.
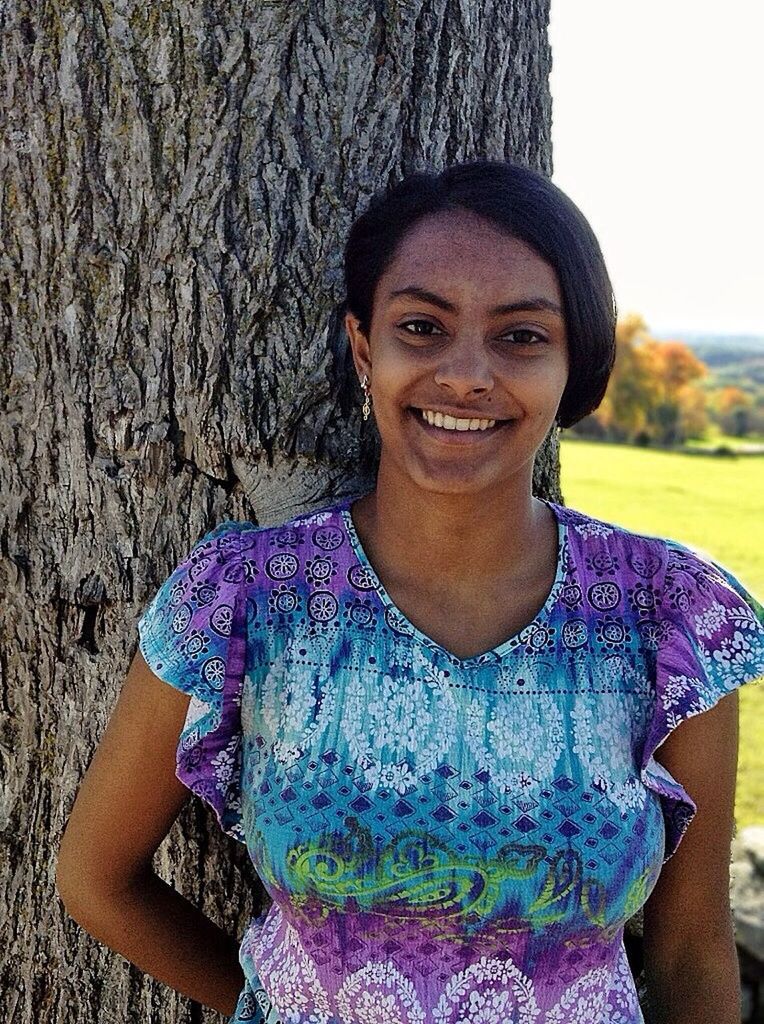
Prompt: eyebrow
<box><xmin>387</xmin><ymin>286</ymin><xmax>563</xmax><ymax>318</ymax></box>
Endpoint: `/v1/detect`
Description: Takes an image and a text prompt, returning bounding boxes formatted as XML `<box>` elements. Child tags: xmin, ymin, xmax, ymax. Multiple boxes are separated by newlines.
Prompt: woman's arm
<box><xmin>641</xmin><ymin>689</ymin><xmax>741</xmax><ymax>1023</ymax></box>
<box><xmin>55</xmin><ymin>649</ymin><xmax>246</xmax><ymax>1017</ymax></box>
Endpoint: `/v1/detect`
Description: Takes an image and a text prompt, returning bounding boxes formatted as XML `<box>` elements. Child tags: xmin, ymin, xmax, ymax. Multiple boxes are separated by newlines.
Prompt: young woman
<box><xmin>57</xmin><ymin>159</ymin><xmax>764</xmax><ymax>1024</ymax></box>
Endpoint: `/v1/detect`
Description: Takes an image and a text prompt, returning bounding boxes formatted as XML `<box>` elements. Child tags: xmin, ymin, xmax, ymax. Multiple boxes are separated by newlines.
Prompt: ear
<box><xmin>345</xmin><ymin>310</ymin><xmax>372</xmax><ymax>382</ymax></box>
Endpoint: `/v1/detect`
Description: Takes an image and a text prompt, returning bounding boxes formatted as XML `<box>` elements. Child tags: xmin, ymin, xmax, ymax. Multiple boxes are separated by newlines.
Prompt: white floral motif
<box><xmin>572</xmin><ymin>520</ymin><xmax>613</xmax><ymax>539</ymax></box>
<box><xmin>260</xmin><ymin>649</ymin><xmax>337</xmax><ymax>769</ymax></box>
<box><xmin>729</xmin><ymin>603</ymin><xmax>761</xmax><ymax>630</ymax></box>
<box><xmin>254</xmin><ymin>912</ymin><xmax>332</xmax><ymax>1024</ymax></box>
<box><xmin>464</xmin><ymin>690</ymin><xmax>564</xmax><ymax>794</ymax></box>
<box><xmin>543</xmin><ymin>965</ymin><xmax>611</xmax><ymax>1023</ymax></box>
<box><xmin>341</xmin><ymin>650</ymin><xmax>458</xmax><ymax>790</ymax></box>
<box><xmin>335</xmin><ymin>961</ymin><xmax>426</xmax><ymax>1024</ymax></box>
<box><xmin>707</xmin><ymin>629</ymin><xmax>764</xmax><ymax>688</ymax></box>
<box><xmin>388</xmin><ymin>640</ymin><xmax>417</xmax><ymax>672</ymax></box>
<box><xmin>598</xmin><ymin>653</ymin><xmax>642</xmax><ymax>692</ymax></box>
<box><xmin>362</xmin><ymin>759</ymin><xmax>417</xmax><ymax>795</ymax></box>
<box><xmin>210</xmin><ymin>741</ymin><xmax>237</xmax><ymax>784</ymax></box>
<box><xmin>693</xmin><ymin>600</ymin><xmax>728</xmax><ymax>639</ymax></box>
<box><xmin>432</xmin><ymin>956</ymin><xmax>540</xmax><ymax>1024</ymax></box>
<box><xmin>367</xmin><ymin>673</ymin><xmax>433</xmax><ymax>752</ymax></box>
<box><xmin>660</xmin><ymin>674</ymin><xmax>701</xmax><ymax>711</ymax></box>
<box><xmin>570</xmin><ymin>691</ymin><xmax>645</xmax><ymax>813</ymax></box>
<box><xmin>604</xmin><ymin>944</ymin><xmax>642</xmax><ymax>1024</ymax></box>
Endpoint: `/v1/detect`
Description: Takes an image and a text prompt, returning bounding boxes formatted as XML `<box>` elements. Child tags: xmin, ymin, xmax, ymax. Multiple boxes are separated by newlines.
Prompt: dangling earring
<box><xmin>360</xmin><ymin>374</ymin><xmax>372</xmax><ymax>421</ymax></box>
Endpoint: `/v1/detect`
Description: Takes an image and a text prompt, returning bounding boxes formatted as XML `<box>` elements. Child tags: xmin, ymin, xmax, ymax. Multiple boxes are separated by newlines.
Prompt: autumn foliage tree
<box><xmin>574</xmin><ymin>313</ymin><xmax>709</xmax><ymax>445</ymax></box>
<box><xmin>710</xmin><ymin>386</ymin><xmax>756</xmax><ymax>438</ymax></box>
<box><xmin>639</xmin><ymin>336</ymin><xmax>708</xmax><ymax>445</ymax></box>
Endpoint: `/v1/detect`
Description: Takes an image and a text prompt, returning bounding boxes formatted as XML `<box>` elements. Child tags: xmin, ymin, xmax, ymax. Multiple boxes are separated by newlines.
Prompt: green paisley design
<box><xmin>279</xmin><ymin>817</ymin><xmax>630</xmax><ymax>932</ymax></box>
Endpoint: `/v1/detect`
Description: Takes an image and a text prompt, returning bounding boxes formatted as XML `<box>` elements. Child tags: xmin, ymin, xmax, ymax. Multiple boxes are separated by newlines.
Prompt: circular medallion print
<box><xmin>588</xmin><ymin>551</ymin><xmax>616</xmax><ymax>575</ymax></box>
<box><xmin>384</xmin><ymin>605</ymin><xmax>416</xmax><ymax>637</ymax></box>
<box><xmin>202</xmin><ymin>654</ymin><xmax>226</xmax><ymax>691</ymax></box>
<box><xmin>562</xmin><ymin>618</ymin><xmax>588</xmax><ymax>649</ymax></box>
<box><xmin>306</xmin><ymin>556</ymin><xmax>335</xmax><ymax>582</ymax></box>
<box><xmin>210</xmin><ymin>602</ymin><xmax>234</xmax><ymax>636</ymax></box>
<box><xmin>595</xmin><ymin>616</ymin><xmax>627</xmax><ymax>646</ymax></box>
<box><xmin>561</xmin><ymin>583</ymin><xmax>583</xmax><ymax>609</ymax></box>
<box><xmin>627</xmin><ymin>550</ymin><xmax>662</xmax><ymax>578</ymax></box>
<box><xmin>194</xmin><ymin>581</ymin><xmax>218</xmax><ymax>607</ymax></box>
<box><xmin>312</xmin><ymin>524</ymin><xmax>344</xmax><ymax>551</ymax></box>
<box><xmin>265</xmin><ymin>552</ymin><xmax>299</xmax><ymax>580</ymax></box>
<box><xmin>348</xmin><ymin>563</ymin><xmax>377</xmax><ymax>590</ymax></box>
<box><xmin>171</xmin><ymin>602</ymin><xmax>192</xmax><ymax>633</ymax></box>
<box><xmin>630</xmin><ymin>583</ymin><xmax>656</xmax><ymax>612</ymax></box>
<box><xmin>347</xmin><ymin>598</ymin><xmax>375</xmax><ymax>627</ymax></box>
<box><xmin>272</xmin><ymin>586</ymin><xmax>300</xmax><ymax>614</ymax></box>
<box><xmin>523</xmin><ymin>623</ymin><xmax>554</xmax><ymax>651</ymax></box>
<box><xmin>183</xmin><ymin>630</ymin><xmax>208</xmax><ymax>658</ymax></box>
<box><xmin>638</xmin><ymin>620</ymin><xmax>661</xmax><ymax>650</ymax></box>
<box><xmin>308</xmin><ymin>590</ymin><xmax>339</xmax><ymax>622</ymax></box>
<box><xmin>587</xmin><ymin>581</ymin><xmax>621</xmax><ymax>611</ymax></box>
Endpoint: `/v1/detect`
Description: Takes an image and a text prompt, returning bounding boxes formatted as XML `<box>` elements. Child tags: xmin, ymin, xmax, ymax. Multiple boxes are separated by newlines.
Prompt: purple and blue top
<box><xmin>137</xmin><ymin>493</ymin><xmax>764</xmax><ymax>1024</ymax></box>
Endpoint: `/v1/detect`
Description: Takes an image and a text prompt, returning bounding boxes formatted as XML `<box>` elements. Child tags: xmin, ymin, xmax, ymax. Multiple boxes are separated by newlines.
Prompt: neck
<box><xmin>351</xmin><ymin>461</ymin><xmax>551</xmax><ymax>589</ymax></box>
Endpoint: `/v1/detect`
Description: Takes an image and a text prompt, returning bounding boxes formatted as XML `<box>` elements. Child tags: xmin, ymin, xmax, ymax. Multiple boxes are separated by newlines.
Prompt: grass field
<box><xmin>559</xmin><ymin>438</ymin><xmax>764</xmax><ymax>830</ymax></box>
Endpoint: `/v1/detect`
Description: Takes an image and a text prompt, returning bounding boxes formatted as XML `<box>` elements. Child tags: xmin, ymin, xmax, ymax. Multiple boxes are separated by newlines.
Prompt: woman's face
<box><xmin>346</xmin><ymin>208</ymin><xmax>569</xmax><ymax>498</ymax></box>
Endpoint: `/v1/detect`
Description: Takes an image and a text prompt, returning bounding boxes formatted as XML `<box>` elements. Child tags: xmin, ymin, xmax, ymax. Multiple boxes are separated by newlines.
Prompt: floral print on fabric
<box><xmin>639</xmin><ymin>537</ymin><xmax>764</xmax><ymax>857</ymax></box>
<box><xmin>136</xmin><ymin>496</ymin><xmax>764</xmax><ymax>1024</ymax></box>
<box><xmin>137</xmin><ymin>521</ymin><xmax>250</xmax><ymax>843</ymax></box>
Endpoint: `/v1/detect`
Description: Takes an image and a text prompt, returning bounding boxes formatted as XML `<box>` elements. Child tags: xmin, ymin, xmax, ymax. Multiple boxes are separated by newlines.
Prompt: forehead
<box><xmin>380</xmin><ymin>209</ymin><xmax>561</xmax><ymax>302</ymax></box>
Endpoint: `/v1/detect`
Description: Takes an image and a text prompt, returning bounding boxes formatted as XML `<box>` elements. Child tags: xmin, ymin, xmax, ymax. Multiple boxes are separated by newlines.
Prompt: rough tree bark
<box><xmin>0</xmin><ymin>1</ymin><xmax>563</xmax><ymax>1021</ymax></box>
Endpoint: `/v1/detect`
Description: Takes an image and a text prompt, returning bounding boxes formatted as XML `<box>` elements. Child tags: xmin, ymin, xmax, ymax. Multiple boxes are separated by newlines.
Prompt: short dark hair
<box><xmin>342</xmin><ymin>158</ymin><xmax>616</xmax><ymax>428</ymax></box>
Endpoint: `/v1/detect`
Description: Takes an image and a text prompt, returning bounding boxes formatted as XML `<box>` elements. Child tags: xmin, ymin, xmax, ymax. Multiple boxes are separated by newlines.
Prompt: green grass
<box><xmin>683</xmin><ymin>425</ymin><xmax>764</xmax><ymax>452</ymax></box>
<box><xmin>559</xmin><ymin>438</ymin><xmax>764</xmax><ymax>830</ymax></box>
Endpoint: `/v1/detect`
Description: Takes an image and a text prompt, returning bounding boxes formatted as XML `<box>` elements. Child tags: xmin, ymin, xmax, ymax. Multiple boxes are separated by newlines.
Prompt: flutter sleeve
<box><xmin>137</xmin><ymin>520</ymin><xmax>250</xmax><ymax>843</ymax></box>
<box><xmin>639</xmin><ymin>538</ymin><xmax>764</xmax><ymax>862</ymax></box>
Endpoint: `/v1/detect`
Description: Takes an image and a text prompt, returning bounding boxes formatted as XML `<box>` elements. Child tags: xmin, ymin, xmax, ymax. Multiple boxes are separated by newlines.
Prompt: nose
<box><xmin>433</xmin><ymin>337</ymin><xmax>495</xmax><ymax>399</ymax></box>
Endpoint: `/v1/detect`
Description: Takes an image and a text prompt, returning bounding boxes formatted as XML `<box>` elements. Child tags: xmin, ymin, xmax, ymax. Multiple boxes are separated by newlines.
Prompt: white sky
<box><xmin>548</xmin><ymin>0</ymin><xmax>764</xmax><ymax>336</ymax></box>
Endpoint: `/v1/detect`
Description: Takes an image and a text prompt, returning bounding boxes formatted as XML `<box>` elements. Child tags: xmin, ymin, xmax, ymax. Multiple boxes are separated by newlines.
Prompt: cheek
<box><xmin>372</xmin><ymin>356</ymin><xmax>419</xmax><ymax>405</ymax></box>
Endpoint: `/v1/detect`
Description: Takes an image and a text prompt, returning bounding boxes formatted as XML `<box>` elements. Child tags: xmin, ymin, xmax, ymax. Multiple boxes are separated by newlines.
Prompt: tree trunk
<box><xmin>0</xmin><ymin>1</ymin><xmax>558</xmax><ymax>1021</ymax></box>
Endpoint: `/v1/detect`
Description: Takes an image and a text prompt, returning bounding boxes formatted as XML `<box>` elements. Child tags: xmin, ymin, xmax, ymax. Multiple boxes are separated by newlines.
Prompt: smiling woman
<box><xmin>346</xmin><ymin>218</ymin><xmax>569</xmax><ymax>505</ymax></box>
<box><xmin>58</xmin><ymin>159</ymin><xmax>764</xmax><ymax>1024</ymax></box>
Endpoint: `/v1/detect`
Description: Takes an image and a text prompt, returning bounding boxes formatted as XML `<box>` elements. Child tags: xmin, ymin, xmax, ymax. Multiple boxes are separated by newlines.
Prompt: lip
<box><xmin>407</xmin><ymin>406</ymin><xmax>514</xmax><ymax>443</ymax></box>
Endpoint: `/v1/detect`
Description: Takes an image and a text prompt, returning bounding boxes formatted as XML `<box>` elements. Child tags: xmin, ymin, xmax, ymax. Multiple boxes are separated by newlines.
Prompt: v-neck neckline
<box><xmin>337</xmin><ymin>492</ymin><xmax>567</xmax><ymax>668</ymax></box>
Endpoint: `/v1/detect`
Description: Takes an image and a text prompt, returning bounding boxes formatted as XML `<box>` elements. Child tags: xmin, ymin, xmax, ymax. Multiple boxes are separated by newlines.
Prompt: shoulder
<box><xmin>553</xmin><ymin>501</ymin><xmax>661</xmax><ymax>547</ymax></box>
<box><xmin>210</xmin><ymin>497</ymin><xmax>356</xmax><ymax>585</ymax></box>
<box><xmin>552</xmin><ymin>501</ymin><xmax>671</xmax><ymax>578</ymax></box>
<box><xmin>555</xmin><ymin>502</ymin><xmax>763</xmax><ymax>613</ymax></box>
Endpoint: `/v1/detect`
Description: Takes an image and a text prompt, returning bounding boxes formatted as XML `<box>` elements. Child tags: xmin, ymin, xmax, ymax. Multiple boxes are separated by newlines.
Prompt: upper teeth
<box><xmin>420</xmin><ymin>409</ymin><xmax>497</xmax><ymax>431</ymax></box>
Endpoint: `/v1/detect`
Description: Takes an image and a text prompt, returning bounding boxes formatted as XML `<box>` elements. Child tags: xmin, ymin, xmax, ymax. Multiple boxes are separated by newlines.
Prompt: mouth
<box><xmin>407</xmin><ymin>406</ymin><xmax>514</xmax><ymax>440</ymax></box>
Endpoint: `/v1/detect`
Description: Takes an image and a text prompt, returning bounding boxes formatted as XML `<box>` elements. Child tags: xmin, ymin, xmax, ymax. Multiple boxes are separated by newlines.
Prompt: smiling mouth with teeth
<box><xmin>412</xmin><ymin>408</ymin><xmax>509</xmax><ymax>432</ymax></box>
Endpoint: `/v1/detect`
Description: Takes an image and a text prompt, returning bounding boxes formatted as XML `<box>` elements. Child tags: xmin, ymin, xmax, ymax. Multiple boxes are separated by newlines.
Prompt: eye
<box><xmin>398</xmin><ymin>319</ymin><xmax>443</xmax><ymax>337</ymax></box>
<box><xmin>501</xmin><ymin>328</ymin><xmax>547</xmax><ymax>345</ymax></box>
<box><xmin>398</xmin><ymin>321</ymin><xmax>548</xmax><ymax>344</ymax></box>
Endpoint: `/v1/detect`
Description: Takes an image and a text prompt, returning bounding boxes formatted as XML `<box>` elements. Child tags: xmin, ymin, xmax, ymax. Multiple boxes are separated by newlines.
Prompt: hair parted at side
<box><xmin>342</xmin><ymin>158</ymin><xmax>617</xmax><ymax>429</ymax></box>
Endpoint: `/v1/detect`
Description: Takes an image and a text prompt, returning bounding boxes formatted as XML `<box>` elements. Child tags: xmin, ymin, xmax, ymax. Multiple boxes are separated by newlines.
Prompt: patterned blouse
<box><xmin>137</xmin><ymin>492</ymin><xmax>764</xmax><ymax>1024</ymax></box>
